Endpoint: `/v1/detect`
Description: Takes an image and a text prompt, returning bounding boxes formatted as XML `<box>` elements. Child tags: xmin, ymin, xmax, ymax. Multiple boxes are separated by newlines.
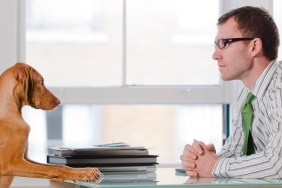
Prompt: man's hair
<box><xmin>218</xmin><ymin>6</ymin><xmax>280</xmax><ymax>61</ymax></box>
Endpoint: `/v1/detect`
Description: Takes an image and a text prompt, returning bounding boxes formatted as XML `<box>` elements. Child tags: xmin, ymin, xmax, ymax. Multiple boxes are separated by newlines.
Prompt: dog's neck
<box><xmin>0</xmin><ymin>95</ymin><xmax>24</xmax><ymax>117</ymax></box>
<box><xmin>0</xmin><ymin>74</ymin><xmax>25</xmax><ymax>117</ymax></box>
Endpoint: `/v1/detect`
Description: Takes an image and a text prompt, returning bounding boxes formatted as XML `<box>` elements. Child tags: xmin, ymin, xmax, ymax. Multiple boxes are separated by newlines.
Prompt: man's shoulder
<box><xmin>271</xmin><ymin>60</ymin><xmax>282</xmax><ymax>79</ymax></box>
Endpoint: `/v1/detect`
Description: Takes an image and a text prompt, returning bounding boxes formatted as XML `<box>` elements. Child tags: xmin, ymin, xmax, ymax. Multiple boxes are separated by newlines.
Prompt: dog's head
<box><xmin>13</xmin><ymin>62</ymin><xmax>60</xmax><ymax>110</ymax></box>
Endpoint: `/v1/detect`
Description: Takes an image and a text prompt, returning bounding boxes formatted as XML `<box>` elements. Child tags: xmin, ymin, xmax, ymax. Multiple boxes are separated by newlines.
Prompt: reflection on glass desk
<box><xmin>50</xmin><ymin>167</ymin><xmax>282</xmax><ymax>188</ymax></box>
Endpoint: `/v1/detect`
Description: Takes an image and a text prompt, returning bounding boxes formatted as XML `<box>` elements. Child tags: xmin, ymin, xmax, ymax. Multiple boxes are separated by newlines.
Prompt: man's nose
<box><xmin>212</xmin><ymin>49</ymin><xmax>221</xmax><ymax>61</ymax></box>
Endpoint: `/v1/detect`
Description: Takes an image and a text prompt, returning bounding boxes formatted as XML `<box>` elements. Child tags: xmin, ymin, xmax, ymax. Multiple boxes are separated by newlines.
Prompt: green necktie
<box><xmin>241</xmin><ymin>92</ymin><xmax>256</xmax><ymax>155</ymax></box>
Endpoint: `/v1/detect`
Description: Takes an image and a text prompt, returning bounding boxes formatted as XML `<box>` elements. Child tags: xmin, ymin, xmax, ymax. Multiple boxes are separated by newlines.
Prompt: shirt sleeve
<box><xmin>216</xmin><ymin>115</ymin><xmax>243</xmax><ymax>159</ymax></box>
<box><xmin>213</xmin><ymin>126</ymin><xmax>282</xmax><ymax>178</ymax></box>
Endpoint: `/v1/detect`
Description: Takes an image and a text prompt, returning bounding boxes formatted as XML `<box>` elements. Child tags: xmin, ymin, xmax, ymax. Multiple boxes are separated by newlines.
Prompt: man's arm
<box><xmin>182</xmin><ymin>119</ymin><xmax>282</xmax><ymax>178</ymax></box>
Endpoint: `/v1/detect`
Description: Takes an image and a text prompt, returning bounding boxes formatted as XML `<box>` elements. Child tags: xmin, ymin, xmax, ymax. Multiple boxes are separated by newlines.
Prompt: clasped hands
<box><xmin>180</xmin><ymin>139</ymin><xmax>219</xmax><ymax>178</ymax></box>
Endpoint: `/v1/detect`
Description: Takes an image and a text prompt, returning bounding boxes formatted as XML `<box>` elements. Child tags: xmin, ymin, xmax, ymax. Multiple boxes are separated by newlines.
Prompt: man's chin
<box><xmin>220</xmin><ymin>76</ymin><xmax>233</xmax><ymax>81</ymax></box>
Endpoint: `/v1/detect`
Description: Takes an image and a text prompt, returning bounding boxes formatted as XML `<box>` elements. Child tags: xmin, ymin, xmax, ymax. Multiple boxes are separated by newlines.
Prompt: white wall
<box><xmin>0</xmin><ymin>0</ymin><xmax>19</xmax><ymax>72</ymax></box>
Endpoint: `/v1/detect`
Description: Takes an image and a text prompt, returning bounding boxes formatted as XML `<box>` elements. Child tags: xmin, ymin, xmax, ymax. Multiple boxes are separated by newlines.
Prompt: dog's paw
<box><xmin>66</xmin><ymin>167</ymin><xmax>102</xmax><ymax>181</ymax></box>
<box><xmin>82</xmin><ymin>168</ymin><xmax>103</xmax><ymax>181</ymax></box>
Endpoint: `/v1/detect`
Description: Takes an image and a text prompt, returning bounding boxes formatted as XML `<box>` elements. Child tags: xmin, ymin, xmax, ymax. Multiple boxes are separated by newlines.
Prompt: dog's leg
<box><xmin>0</xmin><ymin>175</ymin><xmax>14</xmax><ymax>188</ymax></box>
<box><xmin>24</xmin><ymin>149</ymin><xmax>91</xmax><ymax>172</ymax></box>
<box><xmin>5</xmin><ymin>159</ymin><xmax>101</xmax><ymax>182</ymax></box>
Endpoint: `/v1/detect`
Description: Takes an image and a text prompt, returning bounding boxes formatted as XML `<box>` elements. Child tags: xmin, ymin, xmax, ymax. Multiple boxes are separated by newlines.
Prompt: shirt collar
<box><xmin>252</xmin><ymin>60</ymin><xmax>279</xmax><ymax>99</ymax></box>
<box><xmin>238</xmin><ymin>60</ymin><xmax>279</xmax><ymax>107</ymax></box>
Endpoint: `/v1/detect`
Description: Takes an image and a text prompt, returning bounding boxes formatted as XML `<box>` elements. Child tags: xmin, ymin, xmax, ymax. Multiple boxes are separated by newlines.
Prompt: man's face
<box><xmin>212</xmin><ymin>17</ymin><xmax>253</xmax><ymax>82</ymax></box>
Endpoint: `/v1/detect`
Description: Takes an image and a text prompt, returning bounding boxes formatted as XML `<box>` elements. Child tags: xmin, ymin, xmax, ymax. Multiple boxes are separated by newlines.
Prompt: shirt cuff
<box><xmin>212</xmin><ymin>158</ymin><xmax>231</xmax><ymax>178</ymax></box>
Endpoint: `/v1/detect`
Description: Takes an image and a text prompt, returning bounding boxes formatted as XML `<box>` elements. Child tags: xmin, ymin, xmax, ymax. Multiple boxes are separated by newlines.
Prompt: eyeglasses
<box><xmin>214</xmin><ymin>38</ymin><xmax>254</xmax><ymax>49</ymax></box>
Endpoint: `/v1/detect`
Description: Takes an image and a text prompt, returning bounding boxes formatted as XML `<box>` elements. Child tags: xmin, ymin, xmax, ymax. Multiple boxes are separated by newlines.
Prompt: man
<box><xmin>181</xmin><ymin>6</ymin><xmax>281</xmax><ymax>178</ymax></box>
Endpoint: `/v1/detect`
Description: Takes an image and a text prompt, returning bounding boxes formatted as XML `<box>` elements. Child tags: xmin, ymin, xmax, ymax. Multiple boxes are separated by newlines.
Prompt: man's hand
<box><xmin>191</xmin><ymin>139</ymin><xmax>216</xmax><ymax>155</ymax></box>
<box><xmin>180</xmin><ymin>140</ymin><xmax>217</xmax><ymax>177</ymax></box>
<box><xmin>180</xmin><ymin>143</ymin><xmax>199</xmax><ymax>177</ymax></box>
<box><xmin>194</xmin><ymin>146</ymin><xmax>218</xmax><ymax>177</ymax></box>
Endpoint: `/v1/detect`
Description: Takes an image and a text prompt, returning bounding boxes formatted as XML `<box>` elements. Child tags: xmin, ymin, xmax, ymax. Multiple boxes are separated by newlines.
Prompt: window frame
<box><xmin>0</xmin><ymin>0</ymin><xmax>273</xmax><ymax>106</ymax></box>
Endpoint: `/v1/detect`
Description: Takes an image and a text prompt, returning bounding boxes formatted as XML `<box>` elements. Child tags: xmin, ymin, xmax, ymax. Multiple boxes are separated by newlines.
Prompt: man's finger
<box><xmin>192</xmin><ymin>139</ymin><xmax>206</xmax><ymax>155</ymax></box>
<box><xmin>181</xmin><ymin>159</ymin><xmax>197</xmax><ymax>169</ymax></box>
<box><xmin>183</xmin><ymin>144</ymin><xmax>198</xmax><ymax>159</ymax></box>
<box><xmin>185</xmin><ymin>170</ymin><xmax>199</xmax><ymax>178</ymax></box>
<box><xmin>206</xmin><ymin>144</ymin><xmax>216</xmax><ymax>152</ymax></box>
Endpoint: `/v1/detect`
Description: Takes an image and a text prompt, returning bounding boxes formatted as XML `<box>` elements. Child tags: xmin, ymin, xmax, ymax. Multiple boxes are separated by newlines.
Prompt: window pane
<box><xmin>26</xmin><ymin>0</ymin><xmax>123</xmax><ymax>87</ymax></box>
<box><xmin>274</xmin><ymin>0</ymin><xmax>282</xmax><ymax>59</ymax></box>
<box><xmin>24</xmin><ymin>105</ymin><xmax>223</xmax><ymax>164</ymax></box>
<box><xmin>26</xmin><ymin>0</ymin><xmax>220</xmax><ymax>87</ymax></box>
<box><xmin>127</xmin><ymin>0</ymin><xmax>220</xmax><ymax>85</ymax></box>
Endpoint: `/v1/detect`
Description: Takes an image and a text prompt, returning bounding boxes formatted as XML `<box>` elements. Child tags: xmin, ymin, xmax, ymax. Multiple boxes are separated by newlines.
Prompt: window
<box><xmin>26</xmin><ymin>0</ymin><xmax>220</xmax><ymax>87</ymax></box>
<box><xmin>126</xmin><ymin>0</ymin><xmax>219</xmax><ymax>85</ymax></box>
<box><xmin>26</xmin><ymin>0</ymin><xmax>123</xmax><ymax>87</ymax></box>
<box><xmin>24</xmin><ymin>104</ymin><xmax>224</xmax><ymax>164</ymax></box>
<box><xmin>24</xmin><ymin>0</ymin><xmax>226</xmax><ymax>165</ymax></box>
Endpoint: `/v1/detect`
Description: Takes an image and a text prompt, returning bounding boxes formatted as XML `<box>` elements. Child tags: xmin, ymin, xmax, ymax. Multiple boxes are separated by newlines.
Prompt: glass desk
<box><xmin>49</xmin><ymin>167</ymin><xmax>282</xmax><ymax>188</ymax></box>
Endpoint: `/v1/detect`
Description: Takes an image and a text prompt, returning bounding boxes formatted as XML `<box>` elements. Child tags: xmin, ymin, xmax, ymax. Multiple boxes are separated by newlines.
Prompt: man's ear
<box><xmin>251</xmin><ymin>38</ymin><xmax>263</xmax><ymax>57</ymax></box>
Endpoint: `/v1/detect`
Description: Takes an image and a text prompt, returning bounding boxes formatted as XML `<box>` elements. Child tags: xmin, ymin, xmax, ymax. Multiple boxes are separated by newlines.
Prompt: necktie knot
<box><xmin>245</xmin><ymin>92</ymin><xmax>255</xmax><ymax>104</ymax></box>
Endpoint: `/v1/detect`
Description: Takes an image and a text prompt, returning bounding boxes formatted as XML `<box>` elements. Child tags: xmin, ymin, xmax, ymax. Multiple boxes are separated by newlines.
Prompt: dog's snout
<box><xmin>56</xmin><ymin>98</ymin><xmax>61</xmax><ymax>106</ymax></box>
<box><xmin>43</xmin><ymin>97</ymin><xmax>60</xmax><ymax>110</ymax></box>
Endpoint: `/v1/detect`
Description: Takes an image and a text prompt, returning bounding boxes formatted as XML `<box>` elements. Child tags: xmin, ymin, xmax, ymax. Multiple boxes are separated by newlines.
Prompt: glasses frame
<box><xmin>214</xmin><ymin>38</ymin><xmax>255</xmax><ymax>49</ymax></box>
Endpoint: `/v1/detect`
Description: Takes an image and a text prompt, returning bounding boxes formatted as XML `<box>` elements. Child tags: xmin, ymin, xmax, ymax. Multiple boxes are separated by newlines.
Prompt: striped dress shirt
<box><xmin>213</xmin><ymin>60</ymin><xmax>282</xmax><ymax>178</ymax></box>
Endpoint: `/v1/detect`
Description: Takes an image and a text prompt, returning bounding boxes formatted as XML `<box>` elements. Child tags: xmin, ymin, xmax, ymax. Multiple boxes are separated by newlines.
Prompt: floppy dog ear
<box><xmin>14</xmin><ymin>65</ymin><xmax>33</xmax><ymax>103</ymax></box>
<box><xmin>15</xmin><ymin>69</ymin><xmax>25</xmax><ymax>82</ymax></box>
<box><xmin>15</xmin><ymin>63</ymin><xmax>30</xmax><ymax>82</ymax></box>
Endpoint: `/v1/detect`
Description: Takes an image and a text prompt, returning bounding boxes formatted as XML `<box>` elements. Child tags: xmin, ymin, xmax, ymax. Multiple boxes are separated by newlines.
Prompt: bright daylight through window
<box><xmin>25</xmin><ymin>0</ymin><xmax>223</xmax><ymax>165</ymax></box>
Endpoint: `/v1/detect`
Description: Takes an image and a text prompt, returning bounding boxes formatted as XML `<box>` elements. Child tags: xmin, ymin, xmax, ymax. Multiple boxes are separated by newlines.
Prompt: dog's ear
<box><xmin>14</xmin><ymin>66</ymin><xmax>33</xmax><ymax>104</ymax></box>
<box><xmin>15</xmin><ymin>63</ymin><xmax>29</xmax><ymax>82</ymax></box>
<box><xmin>15</xmin><ymin>70</ymin><xmax>25</xmax><ymax>82</ymax></box>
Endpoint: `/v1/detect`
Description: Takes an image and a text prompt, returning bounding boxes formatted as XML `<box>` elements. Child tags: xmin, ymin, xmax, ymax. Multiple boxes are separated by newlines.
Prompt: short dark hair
<box><xmin>218</xmin><ymin>6</ymin><xmax>280</xmax><ymax>61</ymax></box>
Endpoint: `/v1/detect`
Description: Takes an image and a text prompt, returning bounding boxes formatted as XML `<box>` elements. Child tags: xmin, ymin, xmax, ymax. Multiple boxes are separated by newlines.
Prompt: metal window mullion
<box><xmin>122</xmin><ymin>0</ymin><xmax>127</xmax><ymax>87</ymax></box>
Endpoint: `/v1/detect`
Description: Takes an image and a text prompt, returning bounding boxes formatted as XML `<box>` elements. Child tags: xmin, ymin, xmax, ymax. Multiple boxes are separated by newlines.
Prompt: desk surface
<box><xmin>57</xmin><ymin>167</ymin><xmax>282</xmax><ymax>188</ymax></box>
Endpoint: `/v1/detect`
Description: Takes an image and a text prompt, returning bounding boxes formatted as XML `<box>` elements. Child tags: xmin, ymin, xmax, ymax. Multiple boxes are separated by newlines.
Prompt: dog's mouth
<box><xmin>30</xmin><ymin>98</ymin><xmax>60</xmax><ymax>111</ymax></box>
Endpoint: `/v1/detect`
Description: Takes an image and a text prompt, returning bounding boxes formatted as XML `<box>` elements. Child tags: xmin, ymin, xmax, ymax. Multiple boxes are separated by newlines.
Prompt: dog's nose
<box><xmin>56</xmin><ymin>98</ymin><xmax>61</xmax><ymax>106</ymax></box>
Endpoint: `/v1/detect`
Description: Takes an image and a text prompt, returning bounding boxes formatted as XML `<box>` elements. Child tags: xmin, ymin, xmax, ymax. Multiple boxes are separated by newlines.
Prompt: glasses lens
<box><xmin>220</xmin><ymin>39</ymin><xmax>227</xmax><ymax>49</ymax></box>
<box><xmin>215</xmin><ymin>39</ymin><xmax>225</xmax><ymax>49</ymax></box>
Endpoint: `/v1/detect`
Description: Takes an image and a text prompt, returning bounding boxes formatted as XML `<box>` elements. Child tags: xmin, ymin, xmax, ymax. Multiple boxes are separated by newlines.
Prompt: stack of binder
<box><xmin>47</xmin><ymin>142</ymin><xmax>158</xmax><ymax>183</ymax></box>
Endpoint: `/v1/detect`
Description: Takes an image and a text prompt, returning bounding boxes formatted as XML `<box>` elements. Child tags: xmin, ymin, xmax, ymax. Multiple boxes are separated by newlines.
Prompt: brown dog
<box><xmin>0</xmin><ymin>63</ymin><xmax>101</xmax><ymax>187</ymax></box>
